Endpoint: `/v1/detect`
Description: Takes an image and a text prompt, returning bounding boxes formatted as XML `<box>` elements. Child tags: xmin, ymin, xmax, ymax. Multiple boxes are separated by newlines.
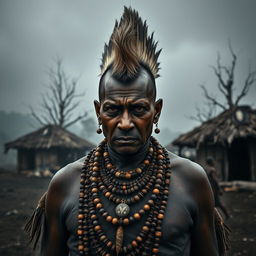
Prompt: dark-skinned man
<box><xmin>26</xmin><ymin>7</ymin><xmax>229</xmax><ymax>256</ymax></box>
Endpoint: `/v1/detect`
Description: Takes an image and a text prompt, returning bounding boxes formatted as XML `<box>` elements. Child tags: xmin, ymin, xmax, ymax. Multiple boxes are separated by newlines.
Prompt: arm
<box><xmin>40</xmin><ymin>172</ymin><xmax>69</xmax><ymax>256</ymax></box>
<box><xmin>190</xmin><ymin>165</ymin><xmax>219</xmax><ymax>256</ymax></box>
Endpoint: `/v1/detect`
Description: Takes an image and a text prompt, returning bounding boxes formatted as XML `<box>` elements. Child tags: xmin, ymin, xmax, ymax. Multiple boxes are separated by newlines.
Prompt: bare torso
<box><xmin>42</xmin><ymin>152</ymin><xmax>218</xmax><ymax>256</ymax></box>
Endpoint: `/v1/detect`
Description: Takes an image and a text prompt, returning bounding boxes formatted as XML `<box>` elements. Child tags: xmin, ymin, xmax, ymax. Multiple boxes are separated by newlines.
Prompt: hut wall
<box><xmin>35</xmin><ymin>150</ymin><xmax>58</xmax><ymax>171</ymax></box>
<box><xmin>17</xmin><ymin>149</ymin><xmax>36</xmax><ymax>172</ymax></box>
<box><xmin>249</xmin><ymin>139</ymin><xmax>256</xmax><ymax>181</ymax></box>
<box><xmin>196</xmin><ymin>144</ymin><xmax>228</xmax><ymax>180</ymax></box>
<box><xmin>18</xmin><ymin>150</ymin><xmax>27</xmax><ymax>172</ymax></box>
<box><xmin>57</xmin><ymin>149</ymin><xmax>86</xmax><ymax>168</ymax></box>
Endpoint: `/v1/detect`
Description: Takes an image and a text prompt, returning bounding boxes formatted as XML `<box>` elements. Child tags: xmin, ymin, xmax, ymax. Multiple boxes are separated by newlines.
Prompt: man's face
<box><xmin>94</xmin><ymin>68</ymin><xmax>162</xmax><ymax>155</ymax></box>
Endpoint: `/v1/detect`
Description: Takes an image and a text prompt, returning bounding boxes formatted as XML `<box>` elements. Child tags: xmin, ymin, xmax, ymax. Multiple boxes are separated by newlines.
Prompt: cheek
<box><xmin>101</xmin><ymin>116</ymin><xmax>117</xmax><ymax>136</ymax></box>
<box><xmin>135</xmin><ymin>116</ymin><xmax>154</xmax><ymax>138</ymax></box>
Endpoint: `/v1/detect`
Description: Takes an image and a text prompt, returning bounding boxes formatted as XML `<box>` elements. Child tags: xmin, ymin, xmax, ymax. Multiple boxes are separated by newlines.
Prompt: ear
<box><xmin>94</xmin><ymin>100</ymin><xmax>101</xmax><ymax>124</ymax></box>
<box><xmin>154</xmin><ymin>99</ymin><xmax>163</xmax><ymax>124</ymax></box>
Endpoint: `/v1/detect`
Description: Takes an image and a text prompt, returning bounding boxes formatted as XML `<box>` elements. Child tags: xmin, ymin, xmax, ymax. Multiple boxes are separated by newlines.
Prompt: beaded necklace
<box><xmin>78</xmin><ymin>137</ymin><xmax>171</xmax><ymax>255</ymax></box>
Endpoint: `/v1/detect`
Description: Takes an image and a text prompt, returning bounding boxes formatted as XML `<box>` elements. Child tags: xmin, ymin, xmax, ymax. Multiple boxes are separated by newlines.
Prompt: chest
<box><xmin>62</xmin><ymin>174</ymin><xmax>195</xmax><ymax>255</ymax></box>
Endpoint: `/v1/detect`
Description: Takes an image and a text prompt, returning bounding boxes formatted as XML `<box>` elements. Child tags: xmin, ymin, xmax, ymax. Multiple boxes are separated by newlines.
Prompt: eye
<box><xmin>103</xmin><ymin>105</ymin><xmax>120</xmax><ymax>116</ymax></box>
<box><xmin>133</xmin><ymin>105</ymin><xmax>147</xmax><ymax>115</ymax></box>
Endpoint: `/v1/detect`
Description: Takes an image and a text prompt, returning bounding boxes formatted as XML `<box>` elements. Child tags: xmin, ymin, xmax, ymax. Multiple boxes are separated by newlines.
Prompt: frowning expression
<box><xmin>94</xmin><ymin>67</ymin><xmax>162</xmax><ymax>155</ymax></box>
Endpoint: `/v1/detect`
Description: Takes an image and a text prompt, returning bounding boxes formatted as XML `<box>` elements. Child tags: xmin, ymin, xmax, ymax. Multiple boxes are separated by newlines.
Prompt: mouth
<box><xmin>114</xmin><ymin>137</ymin><xmax>139</xmax><ymax>144</ymax></box>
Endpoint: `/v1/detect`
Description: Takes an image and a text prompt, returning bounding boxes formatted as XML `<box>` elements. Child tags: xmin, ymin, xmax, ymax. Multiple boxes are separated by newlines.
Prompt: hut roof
<box><xmin>172</xmin><ymin>106</ymin><xmax>256</xmax><ymax>148</ymax></box>
<box><xmin>5</xmin><ymin>125</ymin><xmax>95</xmax><ymax>152</ymax></box>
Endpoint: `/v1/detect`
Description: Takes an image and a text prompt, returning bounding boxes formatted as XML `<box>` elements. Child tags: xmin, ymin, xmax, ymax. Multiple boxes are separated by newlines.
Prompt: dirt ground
<box><xmin>0</xmin><ymin>169</ymin><xmax>255</xmax><ymax>256</ymax></box>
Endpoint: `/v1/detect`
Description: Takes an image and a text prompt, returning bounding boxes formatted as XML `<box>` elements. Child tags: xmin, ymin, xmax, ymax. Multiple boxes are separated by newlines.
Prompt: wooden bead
<box><xmin>125</xmin><ymin>173</ymin><xmax>131</xmax><ymax>179</ymax></box>
<box><xmin>91</xmin><ymin>214</ymin><xmax>97</xmax><ymax>220</ymax></box>
<box><xmin>106</xmin><ymin>163</ymin><xmax>112</xmax><ymax>169</ymax></box>
<box><xmin>93</xmin><ymin>198</ymin><xmax>100</xmax><ymax>204</ymax></box>
<box><xmin>94</xmin><ymin>151</ymin><xmax>100</xmax><ymax>156</ymax></box>
<box><xmin>157</xmin><ymin>149</ymin><xmax>163</xmax><ymax>154</ymax></box>
<box><xmin>123</xmin><ymin>218</ymin><xmax>129</xmax><ymax>225</ymax></box>
<box><xmin>94</xmin><ymin>225</ymin><xmax>101</xmax><ymax>231</ymax></box>
<box><xmin>152</xmin><ymin>248</ymin><xmax>159</xmax><ymax>253</ymax></box>
<box><xmin>92</xmin><ymin>166</ymin><xmax>99</xmax><ymax>171</ymax></box>
<box><xmin>157</xmin><ymin>213</ymin><xmax>164</xmax><ymax>219</ymax></box>
<box><xmin>134</xmin><ymin>195</ymin><xmax>140</xmax><ymax>201</ymax></box>
<box><xmin>136</xmin><ymin>167</ymin><xmax>142</xmax><ymax>174</ymax></box>
<box><xmin>134</xmin><ymin>213</ymin><xmax>141</xmax><ymax>220</ymax></box>
<box><xmin>115</xmin><ymin>172</ymin><xmax>121</xmax><ymax>177</ymax></box>
<box><xmin>104</xmin><ymin>192</ymin><xmax>111</xmax><ymax>197</ymax></box>
<box><xmin>107</xmin><ymin>241</ymin><xmax>113</xmax><ymax>247</ymax></box>
<box><xmin>77</xmin><ymin>229</ymin><xmax>84</xmax><ymax>235</ymax></box>
<box><xmin>106</xmin><ymin>216</ymin><xmax>113</xmax><ymax>222</ymax></box>
<box><xmin>158</xmin><ymin>154</ymin><xmax>164</xmax><ymax>160</ymax></box>
<box><xmin>112</xmin><ymin>218</ymin><xmax>118</xmax><ymax>224</ymax></box>
<box><xmin>132</xmin><ymin>240</ymin><xmax>138</xmax><ymax>247</ymax></box>
<box><xmin>78</xmin><ymin>214</ymin><xmax>84</xmax><ymax>219</ymax></box>
<box><xmin>144</xmin><ymin>159</ymin><xmax>150</xmax><ymax>165</ymax></box>
<box><xmin>153</xmin><ymin>188</ymin><xmax>160</xmax><ymax>194</ymax></box>
<box><xmin>136</xmin><ymin>236</ymin><xmax>143</xmax><ymax>242</ymax></box>
<box><xmin>103</xmin><ymin>152</ymin><xmax>109</xmax><ymax>157</ymax></box>
<box><xmin>155</xmin><ymin>231</ymin><xmax>162</xmax><ymax>237</ymax></box>
<box><xmin>78</xmin><ymin>245</ymin><xmax>84</xmax><ymax>251</ymax></box>
<box><xmin>143</xmin><ymin>204</ymin><xmax>150</xmax><ymax>211</ymax></box>
<box><xmin>96</xmin><ymin>203</ymin><xmax>102</xmax><ymax>209</ymax></box>
<box><xmin>91</xmin><ymin>188</ymin><xmax>98</xmax><ymax>193</ymax></box>
<box><xmin>90</xmin><ymin>177</ymin><xmax>97</xmax><ymax>182</ymax></box>
<box><xmin>142</xmin><ymin>226</ymin><xmax>149</xmax><ymax>232</ymax></box>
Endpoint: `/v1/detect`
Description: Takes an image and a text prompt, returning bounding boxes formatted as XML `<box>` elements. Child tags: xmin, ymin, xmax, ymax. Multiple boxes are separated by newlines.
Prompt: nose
<box><xmin>117</xmin><ymin>110</ymin><xmax>134</xmax><ymax>131</ymax></box>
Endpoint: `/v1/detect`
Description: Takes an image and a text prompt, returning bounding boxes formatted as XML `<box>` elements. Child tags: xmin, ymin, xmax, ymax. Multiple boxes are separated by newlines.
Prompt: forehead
<box><xmin>100</xmin><ymin>68</ymin><xmax>155</xmax><ymax>102</ymax></box>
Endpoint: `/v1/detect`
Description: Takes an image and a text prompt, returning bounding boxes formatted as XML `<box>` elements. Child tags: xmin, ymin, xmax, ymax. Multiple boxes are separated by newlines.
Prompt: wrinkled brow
<box><xmin>102</xmin><ymin>98</ymin><xmax>151</xmax><ymax>106</ymax></box>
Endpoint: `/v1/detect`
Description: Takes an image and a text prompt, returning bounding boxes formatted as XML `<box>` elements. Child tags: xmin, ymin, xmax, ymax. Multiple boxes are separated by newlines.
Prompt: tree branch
<box><xmin>200</xmin><ymin>85</ymin><xmax>226</xmax><ymax>110</ymax></box>
<box><xmin>235</xmin><ymin>69</ymin><xmax>256</xmax><ymax>105</ymax></box>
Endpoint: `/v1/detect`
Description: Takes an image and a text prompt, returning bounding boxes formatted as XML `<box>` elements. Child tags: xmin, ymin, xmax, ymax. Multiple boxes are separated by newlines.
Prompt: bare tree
<box><xmin>30</xmin><ymin>58</ymin><xmax>87</xmax><ymax>128</ymax></box>
<box><xmin>191</xmin><ymin>42</ymin><xmax>256</xmax><ymax>122</ymax></box>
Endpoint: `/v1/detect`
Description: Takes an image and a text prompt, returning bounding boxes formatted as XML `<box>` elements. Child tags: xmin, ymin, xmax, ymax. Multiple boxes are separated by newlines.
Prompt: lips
<box><xmin>114</xmin><ymin>137</ymin><xmax>138</xmax><ymax>144</ymax></box>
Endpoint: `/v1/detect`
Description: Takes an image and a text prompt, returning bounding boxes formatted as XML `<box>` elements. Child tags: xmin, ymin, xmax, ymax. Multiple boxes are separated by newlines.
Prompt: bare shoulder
<box><xmin>169</xmin><ymin>152</ymin><xmax>207</xmax><ymax>178</ymax></box>
<box><xmin>47</xmin><ymin>156</ymin><xmax>85</xmax><ymax>199</ymax></box>
<box><xmin>168</xmin><ymin>151</ymin><xmax>211</xmax><ymax>196</ymax></box>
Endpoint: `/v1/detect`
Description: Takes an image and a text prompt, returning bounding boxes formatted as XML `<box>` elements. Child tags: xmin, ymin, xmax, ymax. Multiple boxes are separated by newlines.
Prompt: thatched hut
<box><xmin>5</xmin><ymin>125</ymin><xmax>95</xmax><ymax>172</ymax></box>
<box><xmin>171</xmin><ymin>106</ymin><xmax>256</xmax><ymax>181</ymax></box>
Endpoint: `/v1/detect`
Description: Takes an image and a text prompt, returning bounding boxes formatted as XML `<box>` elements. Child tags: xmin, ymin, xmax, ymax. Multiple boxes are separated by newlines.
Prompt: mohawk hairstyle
<box><xmin>100</xmin><ymin>6</ymin><xmax>161</xmax><ymax>81</ymax></box>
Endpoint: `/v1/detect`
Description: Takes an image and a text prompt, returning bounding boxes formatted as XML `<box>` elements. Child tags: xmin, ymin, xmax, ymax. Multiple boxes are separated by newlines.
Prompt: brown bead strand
<box><xmin>78</xmin><ymin>137</ymin><xmax>171</xmax><ymax>255</ymax></box>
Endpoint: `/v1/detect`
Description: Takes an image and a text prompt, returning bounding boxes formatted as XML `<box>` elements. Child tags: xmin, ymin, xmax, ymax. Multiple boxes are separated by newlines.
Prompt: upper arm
<box><xmin>41</xmin><ymin>171</ymin><xmax>69</xmax><ymax>256</ymax></box>
<box><xmin>189</xmin><ymin>163</ymin><xmax>219</xmax><ymax>255</ymax></box>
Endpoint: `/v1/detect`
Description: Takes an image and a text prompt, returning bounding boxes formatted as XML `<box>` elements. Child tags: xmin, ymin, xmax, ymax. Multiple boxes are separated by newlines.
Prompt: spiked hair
<box><xmin>100</xmin><ymin>7</ymin><xmax>161</xmax><ymax>81</ymax></box>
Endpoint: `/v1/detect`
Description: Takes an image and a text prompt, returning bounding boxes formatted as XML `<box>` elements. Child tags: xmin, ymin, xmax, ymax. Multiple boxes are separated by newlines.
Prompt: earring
<box><xmin>96</xmin><ymin>124</ymin><xmax>102</xmax><ymax>134</ymax></box>
<box><xmin>154</xmin><ymin>123</ymin><xmax>160</xmax><ymax>134</ymax></box>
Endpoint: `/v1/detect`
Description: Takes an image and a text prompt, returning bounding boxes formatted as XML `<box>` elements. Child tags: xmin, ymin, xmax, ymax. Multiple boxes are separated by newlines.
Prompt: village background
<box><xmin>0</xmin><ymin>0</ymin><xmax>256</xmax><ymax>255</ymax></box>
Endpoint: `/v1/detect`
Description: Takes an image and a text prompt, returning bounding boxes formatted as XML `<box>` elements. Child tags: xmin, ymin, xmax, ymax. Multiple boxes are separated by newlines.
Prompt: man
<box><xmin>205</xmin><ymin>157</ymin><xmax>230</xmax><ymax>220</ymax></box>
<box><xmin>26</xmin><ymin>7</ymin><xmax>226</xmax><ymax>256</ymax></box>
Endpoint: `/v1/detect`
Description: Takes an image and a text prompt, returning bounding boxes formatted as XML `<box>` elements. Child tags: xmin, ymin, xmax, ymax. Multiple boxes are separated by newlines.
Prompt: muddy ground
<box><xmin>0</xmin><ymin>169</ymin><xmax>255</xmax><ymax>256</ymax></box>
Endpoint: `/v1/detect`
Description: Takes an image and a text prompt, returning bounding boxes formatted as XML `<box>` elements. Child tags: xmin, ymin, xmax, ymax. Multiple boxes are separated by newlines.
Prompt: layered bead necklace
<box><xmin>78</xmin><ymin>137</ymin><xmax>171</xmax><ymax>256</ymax></box>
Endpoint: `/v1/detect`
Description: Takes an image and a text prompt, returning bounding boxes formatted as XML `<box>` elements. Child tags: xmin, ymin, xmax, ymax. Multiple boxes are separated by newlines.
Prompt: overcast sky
<box><xmin>0</xmin><ymin>0</ymin><xmax>256</xmax><ymax>134</ymax></box>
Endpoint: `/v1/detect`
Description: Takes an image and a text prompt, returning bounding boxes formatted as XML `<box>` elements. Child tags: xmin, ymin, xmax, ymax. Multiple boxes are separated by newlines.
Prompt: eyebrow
<box><xmin>102</xmin><ymin>99</ymin><xmax>150</xmax><ymax>105</ymax></box>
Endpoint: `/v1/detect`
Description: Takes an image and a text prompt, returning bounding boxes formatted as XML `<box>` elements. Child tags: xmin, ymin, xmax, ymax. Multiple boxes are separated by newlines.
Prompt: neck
<box><xmin>107</xmin><ymin>139</ymin><xmax>150</xmax><ymax>171</ymax></box>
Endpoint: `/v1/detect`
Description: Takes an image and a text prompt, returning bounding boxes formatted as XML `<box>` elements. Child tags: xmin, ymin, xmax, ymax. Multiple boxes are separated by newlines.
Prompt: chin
<box><xmin>113</xmin><ymin>145</ymin><xmax>141</xmax><ymax>156</ymax></box>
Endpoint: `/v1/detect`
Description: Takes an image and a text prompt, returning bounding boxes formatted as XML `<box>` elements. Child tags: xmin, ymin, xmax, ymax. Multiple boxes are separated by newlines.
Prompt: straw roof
<box><xmin>172</xmin><ymin>106</ymin><xmax>256</xmax><ymax>148</ymax></box>
<box><xmin>5</xmin><ymin>125</ymin><xmax>95</xmax><ymax>152</ymax></box>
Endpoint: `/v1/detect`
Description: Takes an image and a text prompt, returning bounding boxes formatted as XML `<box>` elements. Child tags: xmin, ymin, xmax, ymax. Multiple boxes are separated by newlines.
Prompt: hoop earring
<box><xmin>96</xmin><ymin>124</ymin><xmax>102</xmax><ymax>134</ymax></box>
<box><xmin>154</xmin><ymin>123</ymin><xmax>160</xmax><ymax>134</ymax></box>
